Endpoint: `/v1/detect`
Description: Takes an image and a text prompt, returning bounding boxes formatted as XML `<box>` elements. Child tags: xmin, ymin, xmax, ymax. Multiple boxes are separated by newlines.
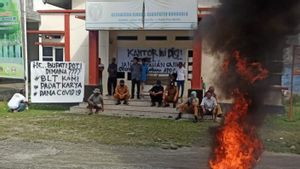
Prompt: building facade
<box><xmin>33</xmin><ymin>0</ymin><xmax>219</xmax><ymax>97</ymax></box>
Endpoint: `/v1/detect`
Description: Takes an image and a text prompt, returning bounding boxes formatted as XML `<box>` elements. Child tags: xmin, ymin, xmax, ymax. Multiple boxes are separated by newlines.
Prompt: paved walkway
<box><xmin>0</xmin><ymin>140</ymin><xmax>299</xmax><ymax>169</ymax></box>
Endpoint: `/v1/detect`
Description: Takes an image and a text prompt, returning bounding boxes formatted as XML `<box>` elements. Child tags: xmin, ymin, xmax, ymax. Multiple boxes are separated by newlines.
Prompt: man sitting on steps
<box><xmin>163</xmin><ymin>81</ymin><xmax>178</xmax><ymax>108</ymax></box>
<box><xmin>200</xmin><ymin>91</ymin><xmax>217</xmax><ymax>121</ymax></box>
<box><xmin>175</xmin><ymin>91</ymin><xmax>199</xmax><ymax>123</ymax></box>
<box><xmin>205</xmin><ymin>86</ymin><xmax>223</xmax><ymax>118</ymax></box>
<box><xmin>87</xmin><ymin>88</ymin><xmax>104</xmax><ymax>115</ymax></box>
<box><xmin>149</xmin><ymin>80</ymin><xmax>164</xmax><ymax>107</ymax></box>
<box><xmin>114</xmin><ymin>80</ymin><xmax>130</xmax><ymax>105</ymax></box>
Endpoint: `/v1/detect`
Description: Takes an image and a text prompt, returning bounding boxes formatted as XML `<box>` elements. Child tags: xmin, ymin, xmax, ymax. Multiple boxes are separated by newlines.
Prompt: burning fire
<box><xmin>233</xmin><ymin>51</ymin><xmax>269</xmax><ymax>84</ymax></box>
<box><xmin>209</xmin><ymin>51</ymin><xmax>268</xmax><ymax>169</ymax></box>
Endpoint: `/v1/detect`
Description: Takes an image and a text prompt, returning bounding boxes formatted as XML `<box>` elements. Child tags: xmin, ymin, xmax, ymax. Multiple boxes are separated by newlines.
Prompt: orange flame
<box><xmin>209</xmin><ymin>91</ymin><xmax>263</xmax><ymax>169</ymax></box>
<box><xmin>209</xmin><ymin>51</ymin><xmax>268</xmax><ymax>169</ymax></box>
<box><xmin>234</xmin><ymin>51</ymin><xmax>269</xmax><ymax>84</ymax></box>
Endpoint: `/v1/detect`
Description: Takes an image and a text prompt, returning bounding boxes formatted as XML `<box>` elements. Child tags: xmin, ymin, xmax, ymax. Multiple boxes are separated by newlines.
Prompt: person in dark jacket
<box><xmin>130</xmin><ymin>57</ymin><xmax>142</xmax><ymax>99</ymax></box>
<box><xmin>149</xmin><ymin>80</ymin><xmax>164</xmax><ymax>107</ymax></box>
<box><xmin>107</xmin><ymin>58</ymin><xmax>118</xmax><ymax>96</ymax></box>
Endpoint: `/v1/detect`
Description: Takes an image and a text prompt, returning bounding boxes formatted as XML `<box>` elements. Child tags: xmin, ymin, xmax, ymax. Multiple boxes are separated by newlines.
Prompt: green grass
<box><xmin>0</xmin><ymin>102</ymin><xmax>299</xmax><ymax>154</ymax></box>
<box><xmin>0</xmin><ymin>102</ymin><xmax>215</xmax><ymax>148</ymax></box>
<box><xmin>260</xmin><ymin>102</ymin><xmax>300</xmax><ymax>154</ymax></box>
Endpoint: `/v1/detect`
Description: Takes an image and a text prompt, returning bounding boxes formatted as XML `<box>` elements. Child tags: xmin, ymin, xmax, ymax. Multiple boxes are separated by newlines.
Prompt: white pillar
<box><xmin>99</xmin><ymin>30</ymin><xmax>109</xmax><ymax>95</ymax></box>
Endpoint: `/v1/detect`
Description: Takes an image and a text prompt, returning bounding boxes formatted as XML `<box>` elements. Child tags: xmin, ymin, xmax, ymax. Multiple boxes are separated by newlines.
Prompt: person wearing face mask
<box><xmin>114</xmin><ymin>80</ymin><xmax>130</xmax><ymax>105</ymax></box>
<box><xmin>149</xmin><ymin>80</ymin><xmax>164</xmax><ymax>107</ymax></box>
<box><xmin>163</xmin><ymin>81</ymin><xmax>178</xmax><ymax>108</ymax></box>
<box><xmin>175</xmin><ymin>91</ymin><xmax>199</xmax><ymax>123</ymax></box>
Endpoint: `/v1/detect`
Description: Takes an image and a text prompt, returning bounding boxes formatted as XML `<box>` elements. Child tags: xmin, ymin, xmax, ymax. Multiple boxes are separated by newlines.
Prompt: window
<box><xmin>117</xmin><ymin>36</ymin><xmax>138</xmax><ymax>40</ymax></box>
<box><xmin>42</xmin><ymin>47</ymin><xmax>64</xmax><ymax>62</ymax></box>
<box><xmin>55</xmin><ymin>48</ymin><xmax>64</xmax><ymax>61</ymax></box>
<box><xmin>145</xmin><ymin>36</ymin><xmax>167</xmax><ymax>40</ymax></box>
<box><xmin>43</xmin><ymin>47</ymin><xmax>53</xmax><ymax>56</ymax></box>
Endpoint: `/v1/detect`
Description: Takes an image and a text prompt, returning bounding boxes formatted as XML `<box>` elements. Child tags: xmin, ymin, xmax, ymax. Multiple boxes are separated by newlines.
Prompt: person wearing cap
<box><xmin>163</xmin><ymin>81</ymin><xmax>178</xmax><ymax>108</ymax></box>
<box><xmin>149</xmin><ymin>80</ymin><xmax>164</xmax><ymax>107</ymax></box>
<box><xmin>200</xmin><ymin>91</ymin><xmax>217</xmax><ymax>121</ymax></box>
<box><xmin>7</xmin><ymin>89</ymin><xmax>28</xmax><ymax>112</ymax></box>
<box><xmin>87</xmin><ymin>88</ymin><xmax>104</xmax><ymax>115</ymax></box>
<box><xmin>175</xmin><ymin>91</ymin><xmax>199</xmax><ymax>123</ymax></box>
<box><xmin>114</xmin><ymin>80</ymin><xmax>130</xmax><ymax>105</ymax></box>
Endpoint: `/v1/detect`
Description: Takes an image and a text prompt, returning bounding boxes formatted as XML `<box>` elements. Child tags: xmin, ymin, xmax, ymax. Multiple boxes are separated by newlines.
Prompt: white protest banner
<box><xmin>86</xmin><ymin>0</ymin><xmax>143</xmax><ymax>30</ymax></box>
<box><xmin>117</xmin><ymin>47</ymin><xmax>186</xmax><ymax>74</ymax></box>
<box><xmin>144</xmin><ymin>0</ymin><xmax>198</xmax><ymax>30</ymax></box>
<box><xmin>30</xmin><ymin>62</ymin><xmax>85</xmax><ymax>103</ymax></box>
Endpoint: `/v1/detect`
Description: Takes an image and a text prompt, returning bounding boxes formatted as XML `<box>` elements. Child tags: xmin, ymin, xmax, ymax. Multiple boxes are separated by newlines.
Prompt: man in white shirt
<box><xmin>176</xmin><ymin>62</ymin><xmax>187</xmax><ymax>98</ymax></box>
<box><xmin>200</xmin><ymin>91</ymin><xmax>217</xmax><ymax>121</ymax></box>
<box><xmin>7</xmin><ymin>89</ymin><xmax>27</xmax><ymax>112</ymax></box>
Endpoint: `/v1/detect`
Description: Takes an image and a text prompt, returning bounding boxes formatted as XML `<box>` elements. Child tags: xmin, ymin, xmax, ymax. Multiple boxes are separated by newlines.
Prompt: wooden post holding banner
<box><xmin>289</xmin><ymin>45</ymin><xmax>300</xmax><ymax>121</ymax></box>
<box><xmin>23</xmin><ymin>0</ymin><xmax>29</xmax><ymax>102</ymax></box>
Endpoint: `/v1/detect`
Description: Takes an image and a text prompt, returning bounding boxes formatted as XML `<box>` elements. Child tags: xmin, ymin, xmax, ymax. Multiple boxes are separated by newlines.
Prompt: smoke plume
<box><xmin>200</xmin><ymin>0</ymin><xmax>300</xmax><ymax>115</ymax></box>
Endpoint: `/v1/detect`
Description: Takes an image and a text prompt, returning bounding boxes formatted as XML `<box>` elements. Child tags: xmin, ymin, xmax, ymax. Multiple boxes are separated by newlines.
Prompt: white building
<box><xmin>32</xmin><ymin>0</ymin><xmax>219</xmax><ymax>98</ymax></box>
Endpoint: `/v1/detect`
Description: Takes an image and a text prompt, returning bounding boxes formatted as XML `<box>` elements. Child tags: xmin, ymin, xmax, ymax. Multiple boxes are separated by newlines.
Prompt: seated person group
<box><xmin>174</xmin><ymin>86</ymin><xmax>222</xmax><ymax>122</ymax></box>
<box><xmin>87</xmin><ymin>79</ymin><xmax>222</xmax><ymax>123</ymax></box>
<box><xmin>7</xmin><ymin>81</ymin><xmax>221</xmax><ymax>124</ymax></box>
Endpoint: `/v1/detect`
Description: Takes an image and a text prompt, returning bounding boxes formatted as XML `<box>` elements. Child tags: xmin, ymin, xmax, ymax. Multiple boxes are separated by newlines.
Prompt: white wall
<box><xmin>69</xmin><ymin>14</ymin><xmax>89</xmax><ymax>84</ymax></box>
<box><xmin>37</xmin><ymin>0</ymin><xmax>89</xmax><ymax>83</ymax></box>
<box><xmin>39</xmin><ymin>14</ymin><xmax>65</xmax><ymax>31</ymax></box>
<box><xmin>99</xmin><ymin>31</ymin><xmax>110</xmax><ymax>94</ymax></box>
<box><xmin>33</xmin><ymin>0</ymin><xmax>62</xmax><ymax>11</ymax></box>
<box><xmin>72</xmin><ymin>0</ymin><xmax>86</xmax><ymax>9</ymax></box>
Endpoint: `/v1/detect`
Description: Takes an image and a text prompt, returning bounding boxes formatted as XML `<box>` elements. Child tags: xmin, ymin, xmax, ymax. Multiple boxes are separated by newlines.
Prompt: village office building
<box><xmin>33</xmin><ymin>0</ymin><xmax>212</xmax><ymax>97</ymax></box>
<box><xmin>32</xmin><ymin>0</ymin><xmax>283</xmax><ymax>106</ymax></box>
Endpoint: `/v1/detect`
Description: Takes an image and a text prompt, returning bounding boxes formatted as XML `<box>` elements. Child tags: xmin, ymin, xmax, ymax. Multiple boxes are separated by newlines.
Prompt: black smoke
<box><xmin>199</xmin><ymin>0</ymin><xmax>300</xmax><ymax>115</ymax></box>
<box><xmin>201</xmin><ymin>2</ymin><xmax>300</xmax><ymax>167</ymax></box>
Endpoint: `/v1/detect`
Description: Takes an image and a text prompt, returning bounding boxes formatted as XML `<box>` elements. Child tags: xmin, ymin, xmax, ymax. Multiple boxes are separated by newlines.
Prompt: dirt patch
<box><xmin>0</xmin><ymin>139</ymin><xmax>300</xmax><ymax>169</ymax></box>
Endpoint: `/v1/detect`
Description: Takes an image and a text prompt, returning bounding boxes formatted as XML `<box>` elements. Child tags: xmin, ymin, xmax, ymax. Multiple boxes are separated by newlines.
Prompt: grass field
<box><xmin>0</xmin><ymin>102</ymin><xmax>299</xmax><ymax>154</ymax></box>
<box><xmin>261</xmin><ymin>98</ymin><xmax>300</xmax><ymax>154</ymax></box>
<box><xmin>0</xmin><ymin>102</ymin><xmax>217</xmax><ymax>149</ymax></box>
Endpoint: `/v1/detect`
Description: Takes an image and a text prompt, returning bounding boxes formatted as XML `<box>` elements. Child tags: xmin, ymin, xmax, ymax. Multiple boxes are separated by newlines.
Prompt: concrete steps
<box><xmin>68</xmin><ymin>96</ymin><xmax>195</xmax><ymax>120</ymax></box>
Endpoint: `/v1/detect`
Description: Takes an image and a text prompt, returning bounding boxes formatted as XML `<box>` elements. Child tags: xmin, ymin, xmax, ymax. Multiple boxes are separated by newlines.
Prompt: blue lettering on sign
<box><xmin>111</xmin><ymin>12</ymin><xmax>142</xmax><ymax>17</ymax></box>
<box><xmin>146</xmin><ymin>11</ymin><xmax>188</xmax><ymax>17</ymax></box>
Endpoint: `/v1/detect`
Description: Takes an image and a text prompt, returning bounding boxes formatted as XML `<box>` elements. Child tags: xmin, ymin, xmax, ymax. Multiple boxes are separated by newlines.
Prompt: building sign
<box><xmin>85</xmin><ymin>0</ymin><xmax>198</xmax><ymax>30</ymax></box>
<box><xmin>0</xmin><ymin>0</ymin><xmax>24</xmax><ymax>79</ymax></box>
<box><xmin>30</xmin><ymin>62</ymin><xmax>85</xmax><ymax>103</ymax></box>
<box><xmin>144</xmin><ymin>0</ymin><xmax>198</xmax><ymax>30</ymax></box>
<box><xmin>117</xmin><ymin>47</ymin><xmax>186</xmax><ymax>74</ymax></box>
<box><xmin>86</xmin><ymin>0</ymin><xmax>143</xmax><ymax>30</ymax></box>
